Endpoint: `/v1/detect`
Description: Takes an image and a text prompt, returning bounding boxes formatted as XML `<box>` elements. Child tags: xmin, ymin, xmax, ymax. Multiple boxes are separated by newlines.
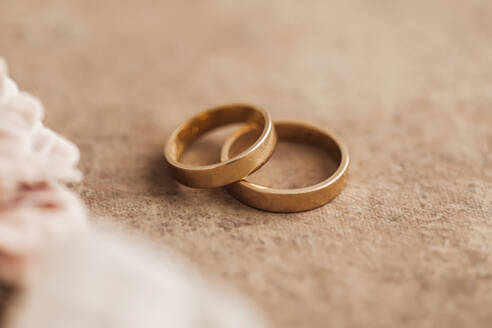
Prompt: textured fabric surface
<box><xmin>1</xmin><ymin>1</ymin><xmax>492</xmax><ymax>327</ymax></box>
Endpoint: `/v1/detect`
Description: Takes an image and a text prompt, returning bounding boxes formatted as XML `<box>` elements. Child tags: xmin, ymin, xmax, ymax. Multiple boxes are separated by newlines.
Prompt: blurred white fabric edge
<box><xmin>0</xmin><ymin>55</ymin><xmax>268</xmax><ymax>328</ymax></box>
<box><xmin>5</xmin><ymin>224</ymin><xmax>269</xmax><ymax>328</ymax></box>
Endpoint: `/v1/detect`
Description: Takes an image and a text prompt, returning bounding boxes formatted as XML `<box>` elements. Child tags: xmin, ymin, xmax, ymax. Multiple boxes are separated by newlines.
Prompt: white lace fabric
<box><xmin>0</xmin><ymin>58</ymin><xmax>85</xmax><ymax>283</ymax></box>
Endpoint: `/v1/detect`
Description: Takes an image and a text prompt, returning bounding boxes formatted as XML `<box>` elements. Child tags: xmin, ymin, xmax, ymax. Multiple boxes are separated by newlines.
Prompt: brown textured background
<box><xmin>1</xmin><ymin>0</ymin><xmax>492</xmax><ymax>327</ymax></box>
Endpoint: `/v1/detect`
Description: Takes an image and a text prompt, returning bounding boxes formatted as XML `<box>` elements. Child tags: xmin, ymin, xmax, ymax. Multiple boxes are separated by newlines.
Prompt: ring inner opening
<box><xmin>173</xmin><ymin>105</ymin><xmax>264</xmax><ymax>164</ymax></box>
<box><xmin>227</xmin><ymin>124</ymin><xmax>341</xmax><ymax>189</ymax></box>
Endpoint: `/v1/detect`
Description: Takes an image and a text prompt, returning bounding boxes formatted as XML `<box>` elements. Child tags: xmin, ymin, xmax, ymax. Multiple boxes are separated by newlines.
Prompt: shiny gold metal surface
<box><xmin>221</xmin><ymin>121</ymin><xmax>349</xmax><ymax>212</ymax></box>
<box><xmin>164</xmin><ymin>104</ymin><xmax>277</xmax><ymax>188</ymax></box>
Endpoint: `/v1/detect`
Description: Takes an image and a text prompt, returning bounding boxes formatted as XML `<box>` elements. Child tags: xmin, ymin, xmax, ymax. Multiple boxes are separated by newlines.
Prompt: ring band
<box><xmin>220</xmin><ymin>121</ymin><xmax>349</xmax><ymax>212</ymax></box>
<box><xmin>164</xmin><ymin>104</ymin><xmax>277</xmax><ymax>188</ymax></box>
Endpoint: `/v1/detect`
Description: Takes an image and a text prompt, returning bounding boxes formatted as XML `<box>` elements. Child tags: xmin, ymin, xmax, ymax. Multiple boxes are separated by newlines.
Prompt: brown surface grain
<box><xmin>1</xmin><ymin>0</ymin><xmax>492</xmax><ymax>327</ymax></box>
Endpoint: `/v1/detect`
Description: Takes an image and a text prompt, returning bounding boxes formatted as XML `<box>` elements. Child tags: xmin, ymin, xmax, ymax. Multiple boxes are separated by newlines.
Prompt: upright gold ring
<box><xmin>164</xmin><ymin>104</ymin><xmax>277</xmax><ymax>188</ymax></box>
<box><xmin>221</xmin><ymin>121</ymin><xmax>349</xmax><ymax>212</ymax></box>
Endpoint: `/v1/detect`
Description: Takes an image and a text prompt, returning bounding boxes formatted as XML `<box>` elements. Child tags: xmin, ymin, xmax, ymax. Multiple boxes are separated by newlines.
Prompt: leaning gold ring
<box><xmin>220</xmin><ymin>121</ymin><xmax>349</xmax><ymax>212</ymax></box>
<box><xmin>164</xmin><ymin>104</ymin><xmax>277</xmax><ymax>188</ymax></box>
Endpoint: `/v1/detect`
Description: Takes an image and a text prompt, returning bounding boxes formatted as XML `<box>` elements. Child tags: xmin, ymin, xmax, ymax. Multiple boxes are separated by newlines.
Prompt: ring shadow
<box><xmin>145</xmin><ymin>136</ymin><xmax>296</xmax><ymax>229</ymax></box>
<box><xmin>145</xmin><ymin>125</ymin><xmax>333</xmax><ymax>227</ymax></box>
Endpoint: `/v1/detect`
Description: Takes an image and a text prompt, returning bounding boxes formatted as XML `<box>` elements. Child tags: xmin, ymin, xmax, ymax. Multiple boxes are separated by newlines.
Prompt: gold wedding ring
<box><xmin>164</xmin><ymin>104</ymin><xmax>349</xmax><ymax>212</ymax></box>
<box><xmin>220</xmin><ymin>121</ymin><xmax>349</xmax><ymax>212</ymax></box>
<box><xmin>164</xmin><ymin>104</ymin><xmax>277</xmax><ymax>188</ymax></box>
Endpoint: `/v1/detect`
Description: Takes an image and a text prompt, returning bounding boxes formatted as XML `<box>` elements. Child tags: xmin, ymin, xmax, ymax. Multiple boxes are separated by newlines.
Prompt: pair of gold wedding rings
<box><xmin>164</xmin><ymin>104</ymin><xmax>349</xmax><ymax>212</ymax></box>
